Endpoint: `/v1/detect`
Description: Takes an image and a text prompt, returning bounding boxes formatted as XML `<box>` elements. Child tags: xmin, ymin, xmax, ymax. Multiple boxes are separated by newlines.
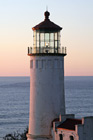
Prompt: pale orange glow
<box><xmin>0</xmin><ymin>0</ymin><xmax>93</xmax><ymax>76</ymax></box>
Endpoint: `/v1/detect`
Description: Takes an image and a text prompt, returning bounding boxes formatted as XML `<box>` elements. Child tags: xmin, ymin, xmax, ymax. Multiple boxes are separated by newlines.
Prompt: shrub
<box><xmin>3</xmin><ymin>127</ymin><xmax>28</xmax><ymax>140</ymax></box>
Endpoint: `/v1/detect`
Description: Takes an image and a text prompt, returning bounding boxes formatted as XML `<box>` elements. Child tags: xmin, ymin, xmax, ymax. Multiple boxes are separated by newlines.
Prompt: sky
<box><xmin>0</xmin><ymin>0</ymin><xmax>93</xmax><ymax>76</ymax></box>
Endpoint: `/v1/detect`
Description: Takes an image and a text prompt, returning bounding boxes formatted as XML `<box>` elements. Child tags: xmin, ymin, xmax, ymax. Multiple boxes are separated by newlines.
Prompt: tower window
<box><xmin>47</xmin><ymin>60</ymin><xmax>51</xmax><ymax>68</ymax></box>
<box><xmin>59</xmin><ymin>134</ymin><xmax>63</xmax><ymax>140</ymax></box>
<box><xmin>30</xmin><ymin>60</ymin><xmax>33</xmax><ymax>68</ymax></box>
<box><xmin>70</xmin><ymin>136</ymin><xmax>74</xmax><ymax>140</ymax></box>
<box><xmin>36</xmin><ymin>60</ymin><xmax>38</xmax><ymax>68</ymax></box>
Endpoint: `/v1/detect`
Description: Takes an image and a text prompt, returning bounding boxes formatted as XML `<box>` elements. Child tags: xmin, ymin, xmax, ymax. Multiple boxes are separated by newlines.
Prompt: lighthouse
<box><xmin>27</xmin><ymin>11</ymin><xmax>67</xmax><ymax>140</ymax></box>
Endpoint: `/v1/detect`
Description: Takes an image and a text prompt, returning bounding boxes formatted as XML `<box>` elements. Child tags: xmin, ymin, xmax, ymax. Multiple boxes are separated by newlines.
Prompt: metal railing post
<box><xmin>28</xmin><ymin>47</ymin><xmax>29</xmax><ymax>54</ymax></box>
<box><xmin>65</xmin><ymin>47</ymin><xmax>66</xmax><ymax>54</ymax></box>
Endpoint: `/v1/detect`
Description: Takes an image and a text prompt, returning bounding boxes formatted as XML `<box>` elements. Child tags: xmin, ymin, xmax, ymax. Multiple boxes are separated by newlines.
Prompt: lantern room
<box><xmin>28</xmin><ymin>11</ymin><xmax>66</xmax><ymax>55</ymax></box>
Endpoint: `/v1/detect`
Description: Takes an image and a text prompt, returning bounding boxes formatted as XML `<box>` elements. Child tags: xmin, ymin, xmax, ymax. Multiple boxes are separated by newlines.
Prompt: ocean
<box><xmin>0</xmin><ymin>76</ymin><xmax>93</xmax><ymax>139</ymax></box>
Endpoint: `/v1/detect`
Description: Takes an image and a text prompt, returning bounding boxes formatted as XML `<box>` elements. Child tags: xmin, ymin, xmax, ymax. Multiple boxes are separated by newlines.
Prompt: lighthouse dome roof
<box><xmin>32</xmin><ymin>11</ymin><xmax>62</xmax><ymax>32</ymax></box>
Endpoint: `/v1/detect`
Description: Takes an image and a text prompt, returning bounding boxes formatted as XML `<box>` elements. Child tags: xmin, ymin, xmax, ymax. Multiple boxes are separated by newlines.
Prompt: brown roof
<box><xmin>32</xmin><ymin>11</ymin><xmax>62</xmax><ymax>31</ymax></box>
<box><xmin>51</xmin><ymin>118</ymin><xmax>59</xmax><ymax>127</ymax></box>
<box><xmin>57</xmin><ymin>118</ymin><xmax>82</xmax><ymax>131</ymax></box>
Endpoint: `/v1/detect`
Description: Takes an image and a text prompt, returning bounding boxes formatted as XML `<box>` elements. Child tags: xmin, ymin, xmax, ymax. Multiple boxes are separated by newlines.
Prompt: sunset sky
<box><xmin>0</xmin><ymin>0</ymin><xmax>93</xmax><ymax>76</ymax></box>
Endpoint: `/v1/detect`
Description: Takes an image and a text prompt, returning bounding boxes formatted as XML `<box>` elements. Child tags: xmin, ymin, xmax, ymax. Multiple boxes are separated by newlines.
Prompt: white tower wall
<box><xmin>28</xmin><ymin>55</ymin><xmax>65</xmax><ymax>139</ymax></box>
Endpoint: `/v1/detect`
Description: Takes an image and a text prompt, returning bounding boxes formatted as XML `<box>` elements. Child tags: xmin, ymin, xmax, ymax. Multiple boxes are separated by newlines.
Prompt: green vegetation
<box><xmin>3</xmin><ymin>127</ymin><xmax>28</xmax><ymax>140</ymax></box>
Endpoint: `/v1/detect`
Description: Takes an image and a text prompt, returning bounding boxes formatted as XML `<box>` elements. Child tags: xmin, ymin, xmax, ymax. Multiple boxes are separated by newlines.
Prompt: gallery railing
<box><xmin>28</xmin><ymin>46</ymin><xmax>67</xmax><ymax>55</ymax></box>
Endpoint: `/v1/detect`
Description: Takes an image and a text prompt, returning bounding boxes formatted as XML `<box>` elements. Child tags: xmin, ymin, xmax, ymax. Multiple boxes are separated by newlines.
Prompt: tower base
<box><xmin>27</xmin><ymin>133</ymin><xmax>52</xmax><ymax>140</ymax></box>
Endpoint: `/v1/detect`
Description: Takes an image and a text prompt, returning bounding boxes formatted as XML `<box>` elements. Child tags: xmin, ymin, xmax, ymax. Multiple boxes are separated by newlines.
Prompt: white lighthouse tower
<box><xmin>27</xmin><ymin>11</ymin><xmax>67</xmax><ymax>140</ymax></box>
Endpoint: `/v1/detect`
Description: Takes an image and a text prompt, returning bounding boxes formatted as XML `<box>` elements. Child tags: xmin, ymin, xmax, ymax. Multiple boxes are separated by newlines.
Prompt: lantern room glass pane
<box><xmin>50</xmin><ymin>42</ymin><xmax>54</xmax><ymax>48</ymax></box>
<box><xmin>58</xmin><ymin>32</ymin><xmax>60</xmax><ymax>40</ymax></box>
<box><xmin>40</xmin><ymin>33</ymin><xmax>44</xmax><ymax>41</ymax></box>
<box><xmin>34</xmin><ymin>38</ymin><xmax>36</xmax><ymax>43</ymax></box>
<box><xmin>55</xmin><ymin>41</ymin><xmax>57</xmax><ymax>48</ymax></box>
<box><xmin>50</xmin><ymin>33</ymin><xmax>54</xmax><ymax>41</ymax></box>
<box><xmin>34</xmin><ymin>31</ymin><xmax>36</xmax><ymax>37</ymax></box>
<box><xmin>55</xmin><ymin>33</ymin><xmax>58</xmax><ymax>40</ymax></box>
<box><xmin>58</xmin><ymin>40</ymin><xmax>60</xmax><ymax>48</ymax></box>
<box><xmin>45</xmin><ymin>33</ymin><xmax>49</xmax><ymax>41</ymax></box>
<box><xmin>33</xmin><ymin>31</ymin><xmax>36</xmax><ymax>47</ymax></box>
<box><xmin>37</xmin><ymin>32</ymin><xmax>39</xmax><ymax>41</ymax></box>
<box><xmin>45</xmin><ymin>42</ymin><xmax>49</xmax><ymax>47</ymax></box>
<box><xmin>37</xmin><ymin>41</ymin><xmax>39</xmax><ymax>47</ymax></box>
<box><xmin>41</xmin><ymin>42</ymin><xmax>44</xmax><ymax>47</ymax></box>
